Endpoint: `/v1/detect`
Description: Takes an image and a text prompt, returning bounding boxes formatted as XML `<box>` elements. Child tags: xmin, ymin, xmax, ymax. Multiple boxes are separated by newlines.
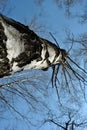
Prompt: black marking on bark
<box><xmin>0</xmin><ymin>20</ymin><xmax>11</xmax><ymax>77</ymax></box>
<box><xmin>12</xmin><ymin>34</ymin><xmax>43</xmax><ymax>68</ymax></box>
<box><xmin>0</xmin><ymin>14</ymin><xmax>37</xmax><ymax>36</ymax></box>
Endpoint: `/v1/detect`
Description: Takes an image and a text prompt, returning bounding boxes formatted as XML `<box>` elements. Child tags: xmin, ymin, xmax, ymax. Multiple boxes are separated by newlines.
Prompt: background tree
<box><xmin>0</xmin><ymin>0</ymin><xmax>87</xmax><ymax>130</ymax></box>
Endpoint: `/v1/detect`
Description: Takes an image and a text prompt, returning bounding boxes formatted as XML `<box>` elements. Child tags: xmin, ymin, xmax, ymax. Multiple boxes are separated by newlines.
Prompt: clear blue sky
<box><xmin>1</xmin><ymin>0</ymin><xmax>87</xmax><ymax>130</ymax></box>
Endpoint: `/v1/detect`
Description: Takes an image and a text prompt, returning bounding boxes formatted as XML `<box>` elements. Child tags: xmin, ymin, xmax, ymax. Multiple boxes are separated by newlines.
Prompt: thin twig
<box><xmin>49</xmin><ymin>32</ymin><xmax>60</xmax><ymax>48</ymax></box>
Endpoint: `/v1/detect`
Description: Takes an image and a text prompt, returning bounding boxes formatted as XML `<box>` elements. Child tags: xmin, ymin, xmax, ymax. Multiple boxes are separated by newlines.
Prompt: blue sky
<box><xmin>1</xmin><ymin>0</ymin><xmax>87</xmax><ymax>130</ymax></box>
